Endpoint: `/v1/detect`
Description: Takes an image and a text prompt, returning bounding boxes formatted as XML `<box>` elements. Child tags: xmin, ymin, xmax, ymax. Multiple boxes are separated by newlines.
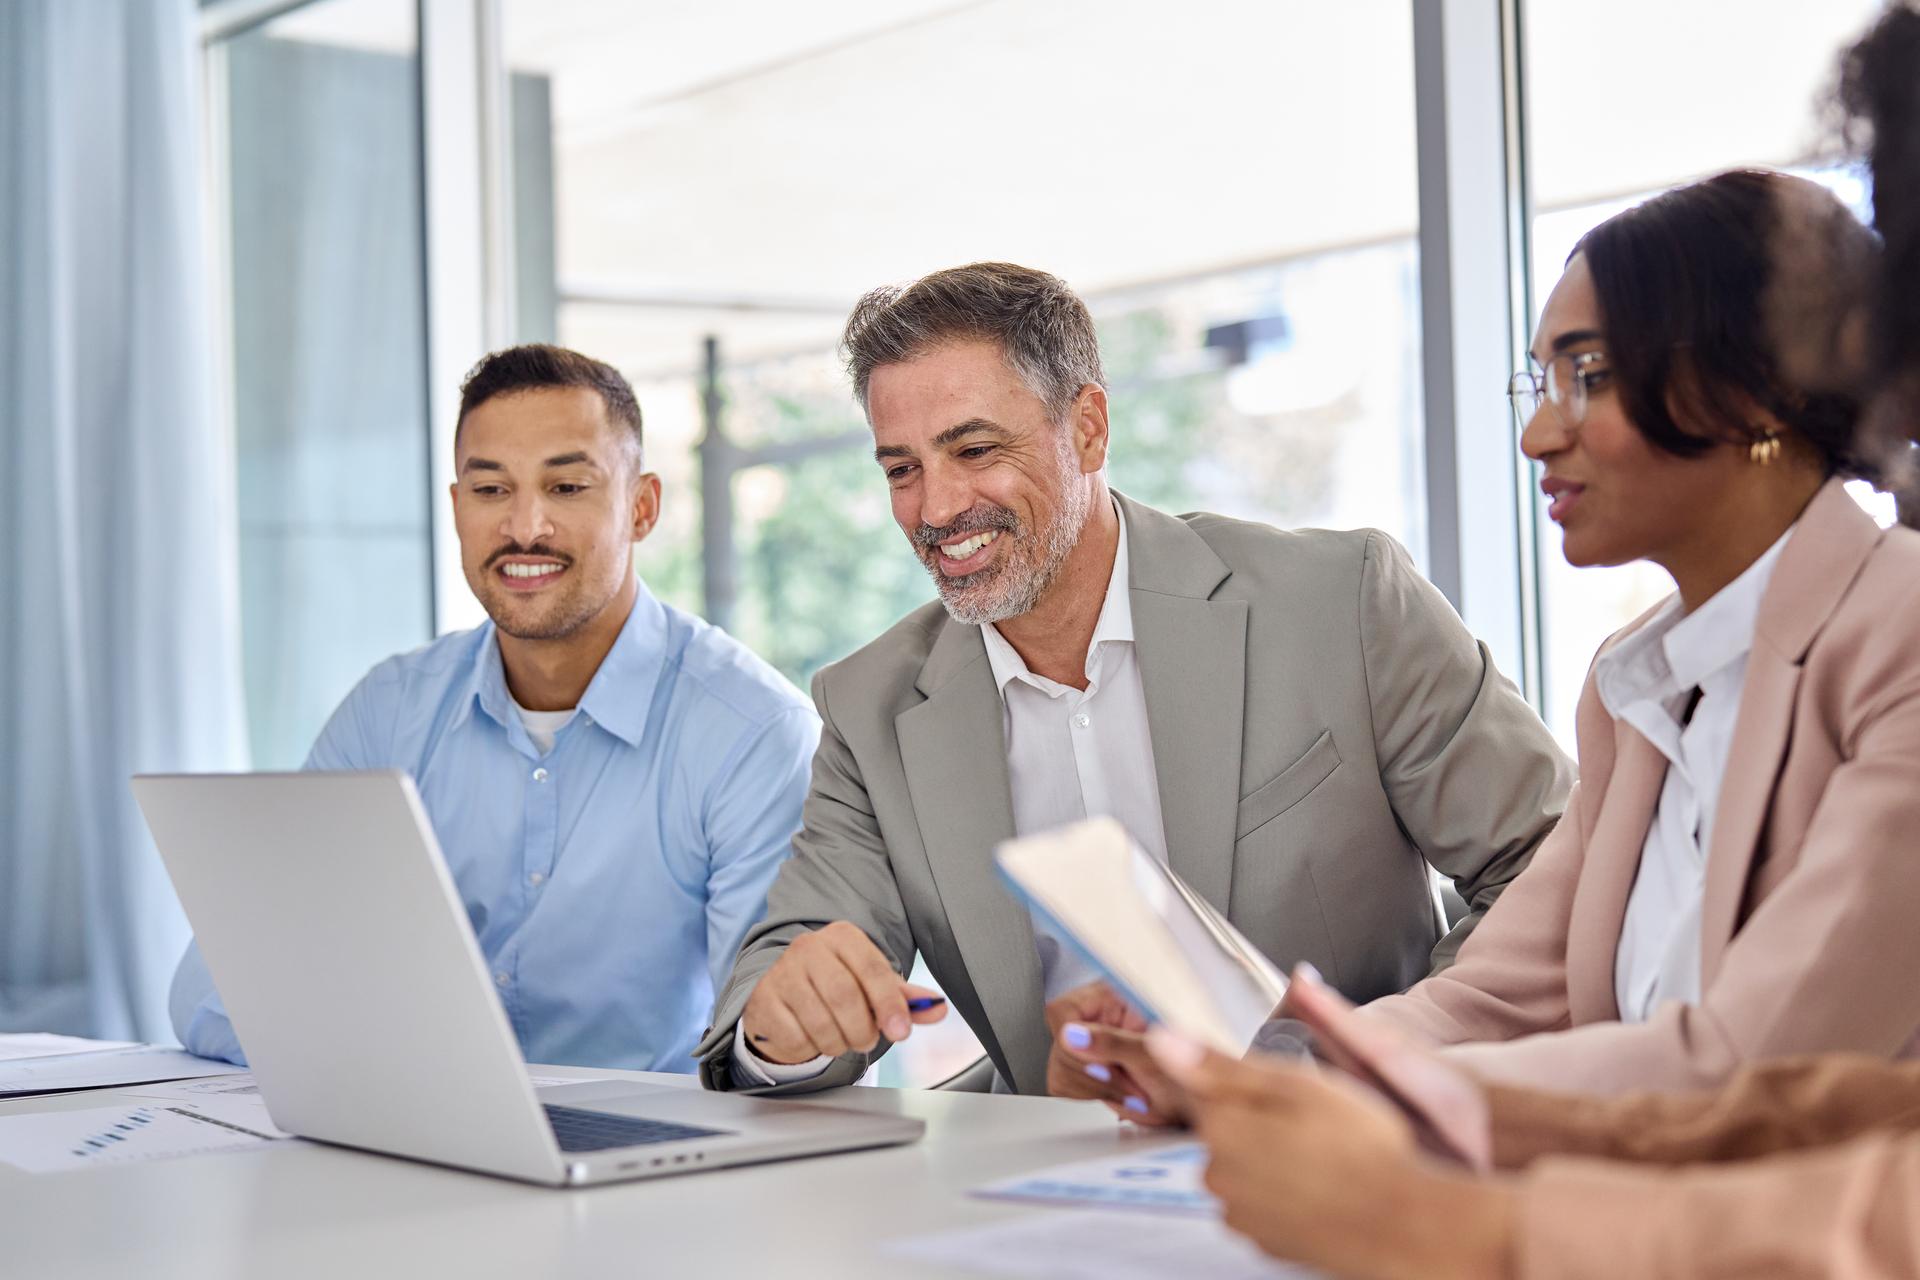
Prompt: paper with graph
<box><xmin>0</xmin><ymin>1100</ymin><xmax>284</xmax><ymax>1173</ymax></box>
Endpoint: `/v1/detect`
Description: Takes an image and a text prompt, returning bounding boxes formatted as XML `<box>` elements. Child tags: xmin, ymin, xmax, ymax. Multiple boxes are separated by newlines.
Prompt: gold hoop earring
<box><xmin>1749</xmin><ymin>431</ymin><xmax>1781</xmax><ymax>467</ymax></box>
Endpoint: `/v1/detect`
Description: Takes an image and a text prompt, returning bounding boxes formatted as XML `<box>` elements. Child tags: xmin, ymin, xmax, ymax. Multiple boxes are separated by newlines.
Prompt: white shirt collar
<box><xmin>981</xmin><ymin>500</ymin><xmax>1131</xmax><ymax>695</ymax></box>
<box><xmin>1596</xmin><ymin>525</ymin><xmax>1795</xmax><ymax>721</ymax></box>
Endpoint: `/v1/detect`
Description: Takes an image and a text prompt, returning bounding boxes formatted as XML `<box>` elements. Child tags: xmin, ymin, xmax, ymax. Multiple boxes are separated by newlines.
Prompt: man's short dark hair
<box><xmin>456</xmin><ymin>344</ymin><xmax>644</xmax><ymax>467</ymax></box>
<box><xmin>840</xmin><ymin>262</ymin><xmax>1105</xmax><ymax>422</ymax></box>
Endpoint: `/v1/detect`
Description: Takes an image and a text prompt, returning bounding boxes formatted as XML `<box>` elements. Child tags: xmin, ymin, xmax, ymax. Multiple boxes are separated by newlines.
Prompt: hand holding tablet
<box><xmin>1272</xmin><ymin>966</ymin><xmax>1490</xmax><ymax>1170</ymax></box>
<box><xmin>998</xmin><ymin>818</ymin><xmax>1490</xmax><ymax>1168</ymax></box>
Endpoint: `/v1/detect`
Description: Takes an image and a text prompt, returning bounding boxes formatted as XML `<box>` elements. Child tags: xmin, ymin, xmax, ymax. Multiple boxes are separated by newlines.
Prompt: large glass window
<box><xmin>1522</xmin><ymin>0</ymin><xmax>1888</xmax><ymax>744</ymax></box>
<box><xmin>190</xmin><ymin>0</ymin><xmax>1905</xmax><ymax>1084</ymax></box>
<box><xmin>500</xmin><ymin>0</ymin><xmax>1425</xmax><ymax>1085</ymax></box>
<box><xmin>208</xmin><ymin>0</ymin><xmax>433</xmax><ymax>768</ymax></box>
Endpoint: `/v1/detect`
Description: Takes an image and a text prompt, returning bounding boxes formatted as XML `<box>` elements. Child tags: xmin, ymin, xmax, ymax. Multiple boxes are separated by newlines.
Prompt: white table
<box><xmin>0</xmin><ymin>1067</ymin><xmax>1197</xmax><ymax>1280</ymax></box>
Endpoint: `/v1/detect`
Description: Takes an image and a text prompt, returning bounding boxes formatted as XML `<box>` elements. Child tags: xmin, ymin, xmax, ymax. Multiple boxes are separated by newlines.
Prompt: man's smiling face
<box><xmin>867</xmin><ymin>338</ymin><xmax>1095</xmax><ymax>625</ymax></box>
<box><xmin>451</xmin><ymin>385</ymin><xmax>644</xmax><ymax>641</ymax></box>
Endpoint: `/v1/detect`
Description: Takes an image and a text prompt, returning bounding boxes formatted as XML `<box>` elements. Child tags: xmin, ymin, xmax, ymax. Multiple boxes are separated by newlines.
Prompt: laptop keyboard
<box><xmin>543</xmin><ymin>1104</ymin><xmax>731</xmax><ymax>1153</ymax></box>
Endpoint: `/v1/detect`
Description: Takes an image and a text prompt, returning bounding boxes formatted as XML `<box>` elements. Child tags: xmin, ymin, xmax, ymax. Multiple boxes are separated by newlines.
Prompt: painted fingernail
<box><xmin>1063</xmin><ymin>1023</ymin><xmax>1092</xmax><ymax>1051</ymax></box>
<box><xmin>1124</xmin><ymin>1096</ymin><xmax>1149</xmax><ymax>1115</ymax></box>
<box><xmin>884</xmin><ymin>1017</ymin><xmax>909</xmax><ymax>1041</ymax></box>
<box><xmin>1084</xmin><ymin>1063</ymin><xmax>1112</xmax><ymax>1083</ymax></box>
<box><xmin>1297</xmin><ymin>961</ymin><xmax>1324</xmax><ymax>986</ymax></box>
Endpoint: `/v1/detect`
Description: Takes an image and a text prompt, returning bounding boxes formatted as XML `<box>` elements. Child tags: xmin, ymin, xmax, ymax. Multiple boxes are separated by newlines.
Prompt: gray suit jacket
<box><xmin>696</xmin><ymin>495</ymin><xmax>1572</xmax><ymax>1094</ymax></box>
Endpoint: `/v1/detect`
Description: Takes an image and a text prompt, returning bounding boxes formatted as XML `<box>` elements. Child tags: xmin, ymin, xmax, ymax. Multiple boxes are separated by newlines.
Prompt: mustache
<box><xmin>484</xmin><ymin>542</ymin><xmax>573</xmax><ymax>571</ymax></box>
<box><xmin>911</xmin><ymin>506</ymin><xmax>1020</xmax><ymax>553</ymax></box>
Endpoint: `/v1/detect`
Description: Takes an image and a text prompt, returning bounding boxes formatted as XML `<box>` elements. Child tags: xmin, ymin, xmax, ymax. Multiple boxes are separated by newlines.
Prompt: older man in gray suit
<box><xmin>696</xmin><ymin>262</ymin><xmax>1571</xmax><ymax>1117</ymax></box>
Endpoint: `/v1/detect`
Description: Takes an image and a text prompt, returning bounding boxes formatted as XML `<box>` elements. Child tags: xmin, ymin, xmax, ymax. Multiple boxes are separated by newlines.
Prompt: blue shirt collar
<box><xmin>578</xmin><ymin>583</ymin><xmax>669</xmax><ymax>747</ymax></box>
<box><xmin>461</xmin><ymin>577</ymin><xmax>670</xmax><ymax>749</ymax></box>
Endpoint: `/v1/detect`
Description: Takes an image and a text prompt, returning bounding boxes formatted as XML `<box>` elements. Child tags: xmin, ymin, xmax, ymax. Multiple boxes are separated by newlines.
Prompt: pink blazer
<box><xmin>1368</xmin><ymin>478</ymin><xmax>1920</xmax><ymax>1093</ymax></box>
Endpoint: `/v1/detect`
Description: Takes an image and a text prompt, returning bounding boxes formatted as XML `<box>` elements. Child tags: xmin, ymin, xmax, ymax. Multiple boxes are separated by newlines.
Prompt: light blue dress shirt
<box><xmin>169</xmin><ymin>578</ymin><xmax>820</xmax><ymax>1074</ymax></box>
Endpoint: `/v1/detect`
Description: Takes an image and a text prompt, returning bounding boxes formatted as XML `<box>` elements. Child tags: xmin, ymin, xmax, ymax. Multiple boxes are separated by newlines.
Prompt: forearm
<box><xmin>1363</xmin><ymin>1165</ymin><xmax>1519</xmax><ymax>1280</ymax></box>
<box><xmin>696</xmin><ymin>679</ymin><xmax>915</xmax><ymax>1091</ymax></box>
<box><xmin>1427</xmin><ymin>805</ymin><xmax>1560</xmax><ymax>975</ymax></box>
<box><xmin>1362</xmin><ymin>860</ymin><xmax>1580</xmax><ymax>1050</ymax></box>
<box><xmin>1364</xmin><ymin>973</ymin><xmax>1573</xmax><ymax>1051</ymax></box>
<box><xmin>696</xmin><ymin>930</ymin><xmax>795</xmax><ymax>1084</ymax></box>
<box><xmin>1489</xmin><ymin>1055</ymin><xmax>1920</xmax><ymax>1169</ymax></box>
<box><xmin>168</xmin><ymin>942</ymin><xmax>247</xmax><ymax>1065</ymax></box>
<box><xmin>1364</xmin><ymin>1120</ymin><xmax>1920</xmax><ymax>1280</ymax></box>
<box><xmin>696</xmin><ymin>920</ymin><xmax>897</xmax><ymax>1092</ymax></box>
<box><xmin>1429</xmin><ymin>1002</ymin><xmax>1747</xmax><ymax>1098</ymax></box>
<box><xmin>1362</xmin><ymin>796</ymin><xmax>1587</xmax><ymax>1048</ymax></box>
<box><xmin>178</xmin><ymin>1005</ymin><xmax>247</xmax><ymax>1065</ymax></box>
<box><xmin>696</xmin><ymin>993</ymin><xmax>867</xmax><ymax>1094</ymax></box>
<box><xmin>1515</xmin><ymin>1133</ymin><xmax>1920</xmax><ymax>1280</ymax></box>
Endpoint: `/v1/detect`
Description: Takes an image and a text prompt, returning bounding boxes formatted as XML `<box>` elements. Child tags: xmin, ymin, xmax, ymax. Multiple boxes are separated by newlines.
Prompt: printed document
<box><xmin>0</xmin><ymin>1046</ymin><xmax>246</xmax><ymax>1097</ymax></box>
<box><xmin>972</xmin><ymin>1143</ymin><xmax>1217</xmax><ymax>1215</ymax></box>
<box><xmin>0</xmin><ymin>1100</ymin><xmax>283</xmax><ymax>1173</ymax></box>
<box><xmin>0</xmin><ymin>1033</ymin><xmax>140</xmax><ymax>1062</ymax></box>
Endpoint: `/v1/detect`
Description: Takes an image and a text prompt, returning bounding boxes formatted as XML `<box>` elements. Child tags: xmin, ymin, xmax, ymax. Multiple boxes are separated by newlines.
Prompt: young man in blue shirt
<box><xmin>170</xmin><ymin>345</ymin><xmax>819</xmax><ymax>1073</ymax></box>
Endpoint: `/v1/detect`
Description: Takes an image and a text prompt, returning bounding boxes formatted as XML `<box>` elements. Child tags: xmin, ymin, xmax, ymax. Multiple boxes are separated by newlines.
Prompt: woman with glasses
<box><xmin>1145</xmin><ymin>5</ymin><xmax>1920</xmax><ymax>1275</ymax></box>
<box><xmin>1346</xmin><ymin>160</ymin><xmax>1920</xmax><ymax>1100</ymax></box>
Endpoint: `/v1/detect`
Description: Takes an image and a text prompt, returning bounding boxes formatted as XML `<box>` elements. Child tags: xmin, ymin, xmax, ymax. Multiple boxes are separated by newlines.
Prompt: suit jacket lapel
<box><xmin>1564</xmin><ymin>727</ymin><xmax>1665</xmax><ymax>1023</ymax></box>
<box><xmin>1698</xmin><ymin>479</ymin><xmax>1881</xmax><ymax>983</ymax></box>
<box><xmin>1696</xmin><ymin>653</ymin><xmax>1799</xmax><ymax>983</ymax></box>
<box><xmin>1118</xmin><ymin>495</ymin><xmax>1246</xmax><ymax>913</ymax></box>
<box><xmin>895</xmin><ymin>619</ymin><xmax>1046</xmax><ymax>1092</ymax></box>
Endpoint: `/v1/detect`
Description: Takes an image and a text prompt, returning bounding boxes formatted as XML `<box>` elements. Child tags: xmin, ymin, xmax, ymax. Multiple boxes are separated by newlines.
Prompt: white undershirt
<box><xmin>1605</xmin><ymin>528</ymin><xmax>1792</xmax><ymax>1023</ymax></box>
<box><xmin>736</xmin><ymin>501</ymin><xmax>1169</xmax><ymax>1084</ymax></box>
<box><xmin>512</xmin><ymin>699</ymin><xmax>576</xmax><ymax>756</ymax></box>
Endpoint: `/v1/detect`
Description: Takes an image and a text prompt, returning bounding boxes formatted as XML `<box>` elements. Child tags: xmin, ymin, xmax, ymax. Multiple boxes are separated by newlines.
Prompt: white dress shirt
<box><xmin>1605</xmin><ymin>528</ymin><xmax>1793</xmax><ymax>1023</ymax></box>
<box><xmin>980</xmin><ymin>502</ymin><xmax>1170</xmax><ymax>1000</ymax></box>
<box><xmin>736</xmin><ymin>501</ymin><xmax>1170</xmax><ymax>1083</ymax></box>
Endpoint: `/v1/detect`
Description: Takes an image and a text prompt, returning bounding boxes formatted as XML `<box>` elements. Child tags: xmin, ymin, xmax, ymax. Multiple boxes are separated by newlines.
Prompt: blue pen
<box><xmin>906</xmin><ymin>996</ymin><xmax>947</xmax><ymax>1012</ymax></box>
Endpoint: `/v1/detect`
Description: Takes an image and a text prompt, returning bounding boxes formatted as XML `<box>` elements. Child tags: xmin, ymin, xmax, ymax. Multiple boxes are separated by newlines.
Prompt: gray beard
<box><xmin>930</xmin><ymin>478</ymin><xmax>1093</xmax><ymax>626</ymax></box>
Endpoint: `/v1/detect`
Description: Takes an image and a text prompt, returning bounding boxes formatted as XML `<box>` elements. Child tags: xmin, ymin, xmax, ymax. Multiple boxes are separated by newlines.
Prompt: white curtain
<box><xmin>0</xmin><ymin>0</ymin><xmax>248</xmax><ymax>1040</ymax></box>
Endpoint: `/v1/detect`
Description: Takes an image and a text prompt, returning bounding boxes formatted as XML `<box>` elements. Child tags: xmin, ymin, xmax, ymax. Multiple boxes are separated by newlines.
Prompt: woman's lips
<box><xmin>1541</xmin><ymin>479</ymin><xmax>1585</xmax><ymax>523</ymax></box>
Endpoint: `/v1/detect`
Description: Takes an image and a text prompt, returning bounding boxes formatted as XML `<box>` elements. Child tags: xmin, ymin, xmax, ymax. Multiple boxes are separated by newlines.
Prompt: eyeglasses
<box><xmin>1507</xmin><ymin>350</ymin><xmax>1613</xmax><ymax>429</ymax></box>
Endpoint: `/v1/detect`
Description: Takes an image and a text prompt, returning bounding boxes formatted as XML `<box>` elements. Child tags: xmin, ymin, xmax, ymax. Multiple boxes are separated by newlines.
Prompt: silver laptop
<box><xmin>131</xmin><ymin>770</ymin><xmax>923</xmax><ymax>1187</ymax></box>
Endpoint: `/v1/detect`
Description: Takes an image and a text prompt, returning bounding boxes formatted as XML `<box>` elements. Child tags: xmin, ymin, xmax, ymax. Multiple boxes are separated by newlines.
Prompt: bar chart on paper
<box><xmin>971</xmin><ymin>1143</ymin><xmax>1218</xmax><ymax>1214</ymax></box>
<box><xmin>0</xmin><ymin>1102</ymin><xmax>279</xmax><ymax>1174</ymax></box>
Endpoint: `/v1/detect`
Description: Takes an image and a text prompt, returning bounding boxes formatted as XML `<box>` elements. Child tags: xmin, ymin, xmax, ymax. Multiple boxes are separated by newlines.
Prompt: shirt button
<box><xmin>532</xmin><ymin>767</ymin><xmax>548</xmax><ymax>783</ymax></box>
<box><xmin>1074</xmin><ymin>713</ymin><xmax>1091</xmax><ymax>728</ymax></box>
<box><xmin>528</xmin><ymin>871</ymin><xmax>545</xmax><ymax>887</ymax></box>
<box><xmin>493</xmin><ymin>971</ymin><xmax>510</xmax><ymax>987</ymax></box>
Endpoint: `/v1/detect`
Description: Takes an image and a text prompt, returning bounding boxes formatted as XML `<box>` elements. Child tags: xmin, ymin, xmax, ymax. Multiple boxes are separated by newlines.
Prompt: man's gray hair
<box><xmin>841</xmin><ymin>262</ymin><xmax>1106</xmax><ymax>422</ymax></box>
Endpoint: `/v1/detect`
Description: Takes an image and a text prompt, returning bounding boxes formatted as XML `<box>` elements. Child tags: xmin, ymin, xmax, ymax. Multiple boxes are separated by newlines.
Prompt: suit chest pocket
<box><xmin>1236</xmin><ymin>730</ymin><xmax>1342</xmax><ymax>840</ymax></box>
